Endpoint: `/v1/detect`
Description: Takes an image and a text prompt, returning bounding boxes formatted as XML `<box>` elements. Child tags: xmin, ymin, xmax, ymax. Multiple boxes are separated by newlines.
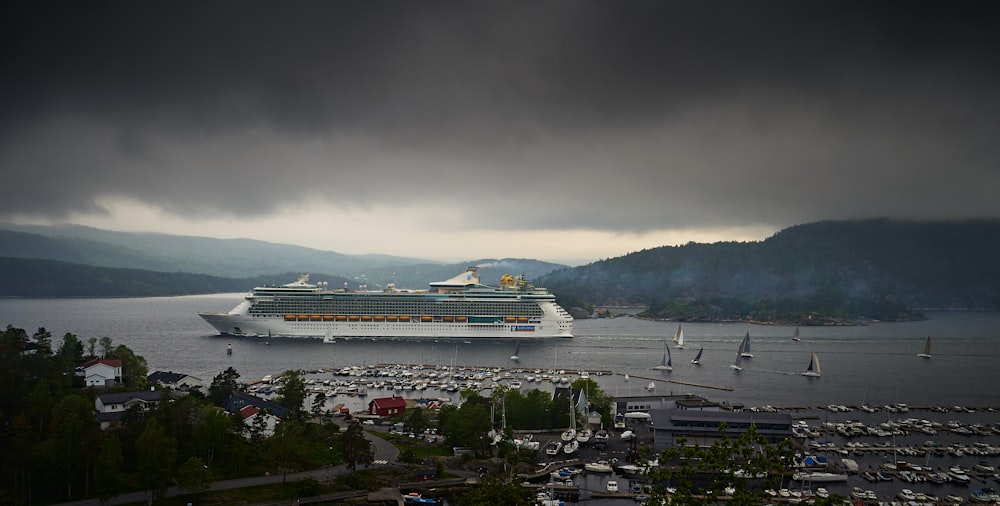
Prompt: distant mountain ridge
<box><xmin>0</xmin><ymin>224</ymin><xmax>434</xmax><ymax>278</ymax></box>
<box><xmin>537</xmin><ymin>219</ymin><xmax>1000</xmax><ymax>323</ymax></box>
<box><xmin>0</xmin><ymin>224</ymin><xmax>568</xmax><ymax>296</ymax></box>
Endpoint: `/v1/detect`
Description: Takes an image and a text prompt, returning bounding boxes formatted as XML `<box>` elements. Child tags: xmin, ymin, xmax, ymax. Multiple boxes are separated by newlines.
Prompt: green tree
<box><xmin>405</xmin><ymin>406</ymin><xmax>429</xmax><ymax>435</ymax></box>
<box><xmin>57</xmin><ymin>332</ymin><xmax>84</xmax><ymax>366</ymax></box>
<box><xmin>341</xmin><ymin>423</ymin><xmax>372</xmax><ymax>471</ymax></box>
<box><xmin>108</xmin><ymin>344</ymin><xmax>148</xmax><ymax>389</ymax></box>
<box><xmin>277</xmin><ymin>369</ymin><xmax>307</xmax><ymax>421</ymax></box>
<box><xmin>136</xmin><ymin>418</ymin><xmax>178</xmax><ymax>506</ymax></box>
<box><xmin>190</xmin><ymin>404</ymin><xmax>236</xmax><ymax>471</ymax></box>
<box><xmin>456</xmin><ymin>471</ymin><xmax>534</xmax><ymax>505</ymax></box>
<box><xmin>311</xmin><ymin>391</ymin><xmax>327</xmax><ymax>418</ymax></box>
<box><xmin>49</xmin><ymin>394</ymin><xmax>96</xmax><ymax>499</ymax></box>
<box><xmin>86</xmin><ymin>337</ymin><xmax>98</xmax><ymax>358</ymax></box>
<box><xmin>208</xmin><ymin>366</ymin><xmax>241</xmax><ymax>406</ymax></box>
<box><xmin>31</xmin><ymin>327</ymin><xmax>53</xmax><ymax>356</ymax></box>
<box><xmin>94</xmin><ymin>435</ymin><xmax>125</xmax><ymax>505</ymax></box>
<box><xmin>268</xmin><ymin>420</ymin><xmax>306</xmax><ymax>482</ymax></box>
<box><xmin>99</xmin><ymin>336</ymin><xmax>114</xmax><ymax>357</ymax></box>
<box><xmin>177</xmin><ymin>456</ymin><xmax>213</xmax><ymax>495</ymax></box>
<box><xmin>28</xmin><ymin>382</ymin><xmax>54</xmax><ymax>433</ymax></box>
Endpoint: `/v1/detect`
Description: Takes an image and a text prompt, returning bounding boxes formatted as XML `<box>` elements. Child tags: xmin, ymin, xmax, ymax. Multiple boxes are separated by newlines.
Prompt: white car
<box><xmin>607</xmin><ymin>480</ymin><xmax>619</xmax><ymax>493</ymax></box>
<box><xmin>620</xmin><ymin>430</ymin><xmax>636</xmax><ymax>440</ymax></box>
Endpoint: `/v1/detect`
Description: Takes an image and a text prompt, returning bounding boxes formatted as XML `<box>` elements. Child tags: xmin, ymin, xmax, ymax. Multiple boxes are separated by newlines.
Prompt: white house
<box><xmin>94</xmin><ymin>390</ymin><xmax>163</xmax><ymax>430</ymax></box>
<box><xmin>78</xmin><ymin>358</ymin><xmax>123</xmax><ymax>388</ymax></box>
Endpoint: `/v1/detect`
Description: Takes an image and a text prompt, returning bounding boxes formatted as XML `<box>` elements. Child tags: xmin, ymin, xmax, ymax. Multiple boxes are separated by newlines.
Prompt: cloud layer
<box><xmin>2</xmin><ymin>2</ymin><xmax>999</xmax><ymax>262</ymax></box>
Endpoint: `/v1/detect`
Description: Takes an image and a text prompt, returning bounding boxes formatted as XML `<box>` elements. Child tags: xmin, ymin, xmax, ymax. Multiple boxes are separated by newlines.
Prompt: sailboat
<box><xmin>645</xmin><ymin>380</ymin><xmax>655</xmax><ymax>390</ymax></box>
<box><xmin>802</xmin><ymin>352</ymin><xmax>821</xmax><ymax>377</ymax></box>
<box><xmin>563</xmin><ymin>399</ymin><xmax>579</xmax><ymax>454</ymax></box>
<box><xmin>673</xmin><ymin>323</ymin><xmax>685</xmax><ymax>348</ymax></box>
<box><xmin>691</xmin><ymin>347</ymin><xmax>703</xmax><ymax>365</ymax></box>
<box><xmin>623</xmin><ymin>372</ymin><xmax>629</xmax><ymax>382</ymax></box>
<box><xmin>731</xmin><ymin>339</ymin><xmax>744</xmax><ymax>371</ymax></box>
<box><xmin>740</xmin><ymin>331</ymin><xmax>753</xmax><ymax>358</ymax></box>
<box><xmin>917</xmin><ymin>336</ymin><xmax>932</xmax><ymax>358</ymax></box>
<box><xmin>654</xmin><ymin>342</ymin><xmax>672</xmax><ymax>371</ymax></box>
<box><xmin>792</xmin><ymin>326</ymin><xmax>801</xmax><ymax>342</ymax></box>
<box><xmin>561</xmin><ymin>396</ymin><xmax>577</xmax><ymax>443</ymax></box>
<box><xmin>510</xmin><ymin>340</ymin><xmax>521</xmax><ymax>361</ymax></box>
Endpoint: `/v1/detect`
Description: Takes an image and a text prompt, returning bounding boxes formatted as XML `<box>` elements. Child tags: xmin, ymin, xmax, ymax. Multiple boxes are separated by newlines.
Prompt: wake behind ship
<box><xmin>198</xmin><ymin>267</ymin><xmax>574</xmax><ymax>339</ymax></box>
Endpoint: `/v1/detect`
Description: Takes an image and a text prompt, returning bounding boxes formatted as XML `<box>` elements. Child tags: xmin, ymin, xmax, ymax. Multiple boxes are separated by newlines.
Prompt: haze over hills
<box><xmin>2</xmin><ymin>220</ymin><xmax>998</xmax><ymax>324</ymax></box>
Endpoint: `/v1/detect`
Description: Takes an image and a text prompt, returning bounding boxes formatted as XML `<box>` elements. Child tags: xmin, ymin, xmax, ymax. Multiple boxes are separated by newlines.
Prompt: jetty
<box><xmin>625</xmin><ymin>373</ymin><xmax>734</xmax><ymax>392</ymax></box>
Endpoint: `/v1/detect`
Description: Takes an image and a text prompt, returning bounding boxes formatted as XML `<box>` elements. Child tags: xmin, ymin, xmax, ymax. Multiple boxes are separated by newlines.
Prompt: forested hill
<box><xmin>538</xmin><ymin>219</ymin><xmax>1000</xmax><ymax>324</ymax></box>
<box><xmin>0</xmin><ymin>257</ymin><xmax>352</xmax><ymax>297</ymax></box>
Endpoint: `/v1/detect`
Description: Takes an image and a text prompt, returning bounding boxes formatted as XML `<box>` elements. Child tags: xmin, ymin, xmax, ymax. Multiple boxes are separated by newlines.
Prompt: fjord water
<box><xmin>1</xmin><ymin>293</ymin><xmax>997</xmax><ymax>409</ymax></box>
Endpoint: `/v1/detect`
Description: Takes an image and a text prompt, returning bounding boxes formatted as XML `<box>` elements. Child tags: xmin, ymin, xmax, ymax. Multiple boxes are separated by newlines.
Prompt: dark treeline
<box><xmin>539</xmin><ymin>219</ymin><xmax>1000</xmax><ymax>323</ymax></box>
<box><xmin>0</xmin><ymin>324</ymin><xmax>357</xmax><ymax>505</ymax></box>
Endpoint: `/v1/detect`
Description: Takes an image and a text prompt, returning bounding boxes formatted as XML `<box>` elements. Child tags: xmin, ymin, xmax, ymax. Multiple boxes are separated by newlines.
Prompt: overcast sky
<box><xmin>2</xmin><ymin>2</ymin><xmax>999</xmax><ymax>265</ymax></box>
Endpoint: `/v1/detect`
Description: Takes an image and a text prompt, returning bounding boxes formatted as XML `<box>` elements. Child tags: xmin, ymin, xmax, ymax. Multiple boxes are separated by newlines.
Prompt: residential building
<box><xmin>147</xmin><ymin>370</ymin><xmax>204</xmax><ymax>391</ymax></box>
<box><xmin>94</xmin><ymin>390</ymin><xmax>163</xmax><ymax>430</ymax></box>
<box><xmin>78</xmin><ymin>358</ymin><xmax>123</xmax><ymax>388</ymax></box>
<box><xmin>222</xmin><ymin>391</ymin><xmax>290</xmax><ymax>418</ymax></box>
<box><xmin>368</xmin><ymin>396</ymin><xmax>406</xmax><ymax>417</ymax></box>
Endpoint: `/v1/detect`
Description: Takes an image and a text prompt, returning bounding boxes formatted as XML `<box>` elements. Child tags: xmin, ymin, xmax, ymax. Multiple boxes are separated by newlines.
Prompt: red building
<box><xmin>368</xmin><ymin>396</ymin><xmax>407</xmax><ymax>417</ymax></box>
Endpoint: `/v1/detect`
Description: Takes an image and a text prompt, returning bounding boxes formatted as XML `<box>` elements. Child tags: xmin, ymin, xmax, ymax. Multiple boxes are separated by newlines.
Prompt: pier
<box><xmin>625</xmin><ymin>373</ymin><xmax>735</xmax><ymax>392</ymax></box>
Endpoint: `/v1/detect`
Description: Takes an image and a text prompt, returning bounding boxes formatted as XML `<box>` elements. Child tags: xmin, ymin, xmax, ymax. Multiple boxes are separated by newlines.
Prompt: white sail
<box><xmin>673</xmin><ymin>324</ymin><xmax>685</xmax><ymax>348</ymax></box>
<box><xmin>792</xmin><ymin>326</ymin><xmax>801</xmax><ymax>341</ymax></box>
<box><xmin>917</xmin><ymin>336</ymin><xmax>932</xmax><ymax>358</ymax></box>
<box><xmin>802</xmin><ymin>352</ymin><xmax>821</xmax><ymax>377</ymax></box>
<box><xmin>510</xmin><ymin>340</ymin><xmax>521</xmax><ymax>361</ymax></box>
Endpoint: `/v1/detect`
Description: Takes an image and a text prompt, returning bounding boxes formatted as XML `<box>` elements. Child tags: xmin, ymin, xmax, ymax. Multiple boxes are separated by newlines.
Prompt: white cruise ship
<box><xmin>198</xmin><ymin>267</ymin><xmax>573</xmax><ymax>339</ymax></box>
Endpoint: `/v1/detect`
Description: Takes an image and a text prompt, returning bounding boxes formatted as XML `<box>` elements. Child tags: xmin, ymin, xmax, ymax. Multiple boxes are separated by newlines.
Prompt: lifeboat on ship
<box><xmin>323</xmin><ymin>315</ymin><xmax>334</xmax><ymax>321</ymax></box>
<box><xmin>421</xmin><ymin>315</ymin><xmax>432</xmax><ymax>322</ymax></box>
<box><xmin>361</xmin><ymin>315</ymin><xmax>372</xmax><ymax>322</ymax></box>
<box><xmin>348</xmin><ymin>315</ymin><xmax>360</xmax><ymax>321</ymax></box>
<box><xmin>374</xmin><ymin>315</ymin><xmax>385</xmax><ymax>321</ymax></box>
<box><xmin>335</xmin><ymin>315</ymin><xmax>347</xmax><ymax>321</ymax></box>
<box><xmin>456</xmin><ymin>316</ymin><xmax>467</xmax><ymax>322</ymax></box>
<box><xmin>284</xmin><ymin>314</ymin><xmax>296</xmax><ymax>321</ymax></box>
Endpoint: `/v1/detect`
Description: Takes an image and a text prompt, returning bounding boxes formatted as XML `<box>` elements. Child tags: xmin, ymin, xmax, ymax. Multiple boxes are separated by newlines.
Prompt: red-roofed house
<box><xmin>77</xmin><ymin>358</ymin><xmax>123</xmax><ymax>388</ymax></box>
<box><xmin>368</xmin><ymin>396</ymin><xmax>407</xmax><ymax>417</ymax></box>
<box><xmin>239</xmin><ymin>405</ymin><xmax>279</xmax><ymax>439</ymax></box>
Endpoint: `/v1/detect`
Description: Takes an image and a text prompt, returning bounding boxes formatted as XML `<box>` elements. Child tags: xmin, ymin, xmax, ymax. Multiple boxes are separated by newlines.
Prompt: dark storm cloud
<box><xmin>2</xmin><ymin>1</ymin><xmax>999</xmax><ymax>231</ymax></box>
